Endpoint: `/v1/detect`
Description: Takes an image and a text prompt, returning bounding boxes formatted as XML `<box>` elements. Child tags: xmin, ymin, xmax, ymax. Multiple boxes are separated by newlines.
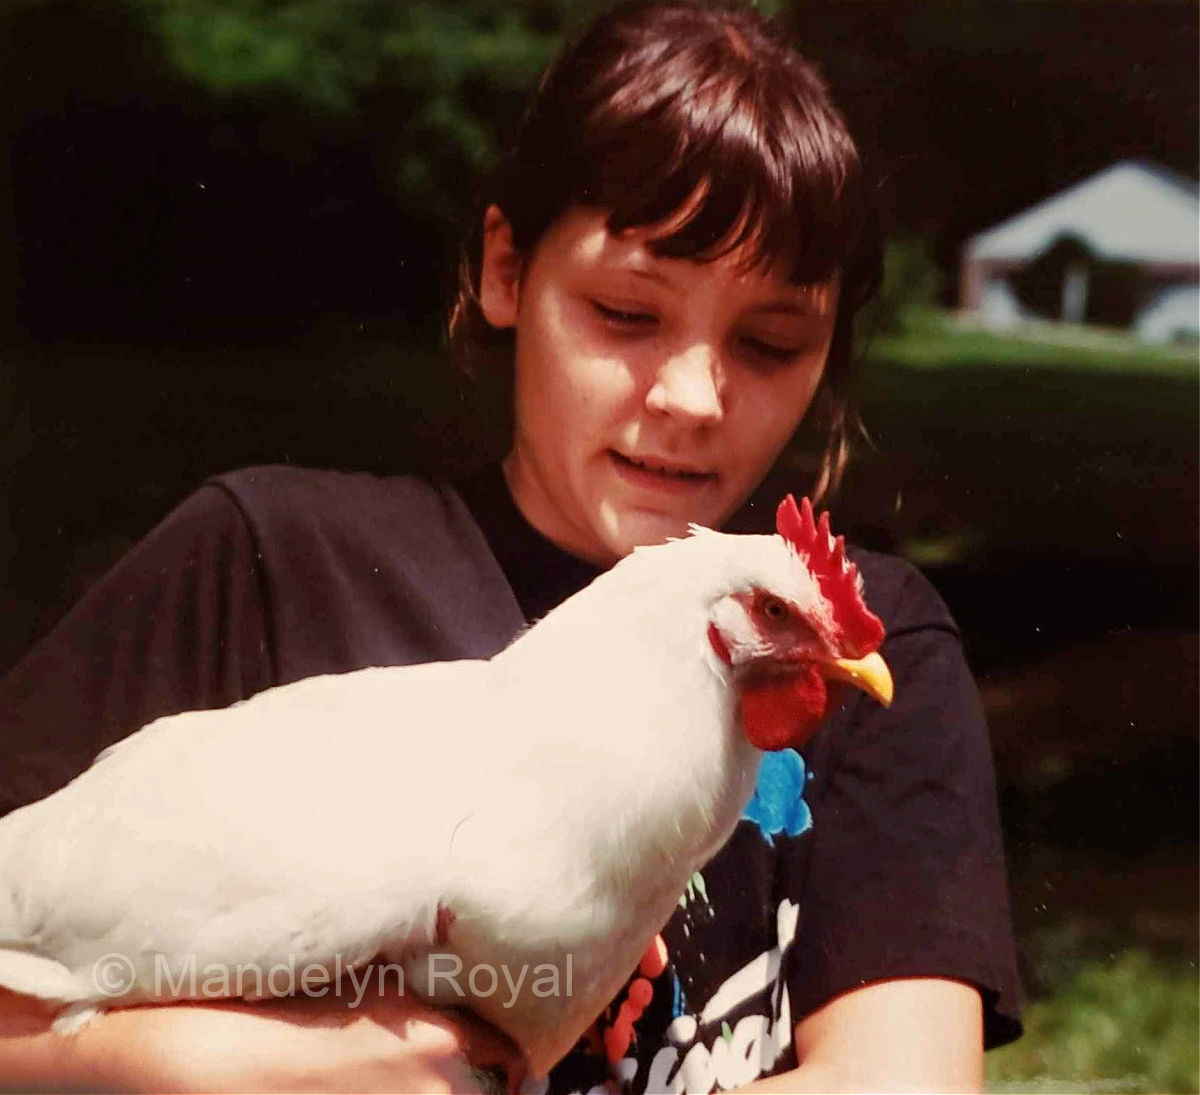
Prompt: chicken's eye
<box><xmin>762</xmin><ymin>597</ymin><xmax>790</xmax><ymax>623</ymax></box>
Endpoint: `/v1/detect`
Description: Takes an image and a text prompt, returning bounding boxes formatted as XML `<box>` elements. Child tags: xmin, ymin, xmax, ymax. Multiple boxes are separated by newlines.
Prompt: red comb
<box><xmin>776</xmin><ymin>494</ymin><xmax>885</xmax><ymax>658</ymax></box>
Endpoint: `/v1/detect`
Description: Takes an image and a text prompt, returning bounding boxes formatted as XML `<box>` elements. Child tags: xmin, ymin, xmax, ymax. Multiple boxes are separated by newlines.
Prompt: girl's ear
<box><xmin>479</xmin><ymin>205</ymin><xmax>522</xmax><ymax>330</ymax></box>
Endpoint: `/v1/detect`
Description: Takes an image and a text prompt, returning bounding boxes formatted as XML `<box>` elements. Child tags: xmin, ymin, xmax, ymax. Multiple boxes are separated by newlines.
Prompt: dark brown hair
<box><xmin>448</xmin><ymin>0</ymin><xmax>880</xmax><ymax>500</ymax></box>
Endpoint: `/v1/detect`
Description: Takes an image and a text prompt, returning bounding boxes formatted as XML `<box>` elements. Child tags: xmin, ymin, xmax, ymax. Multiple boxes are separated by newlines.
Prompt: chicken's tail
<box><xmin>0</xmin><ymin>945</ymin><xmax>92</xmax><ymax>1004</ymax></box>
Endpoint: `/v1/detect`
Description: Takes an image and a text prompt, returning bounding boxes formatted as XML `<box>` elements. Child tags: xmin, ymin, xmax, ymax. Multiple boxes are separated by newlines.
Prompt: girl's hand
<box><xmin>3</xmin><ymin>983</ymin><xmax>525</xmax><ymax>1094</ymax></box>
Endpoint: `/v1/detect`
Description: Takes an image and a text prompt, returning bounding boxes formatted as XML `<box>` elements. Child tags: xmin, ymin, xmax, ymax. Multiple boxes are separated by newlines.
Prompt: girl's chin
<box><xmin>598</xmin><ymin>504</ymin><xmax>723</xmax><ymax>558</ymax></box>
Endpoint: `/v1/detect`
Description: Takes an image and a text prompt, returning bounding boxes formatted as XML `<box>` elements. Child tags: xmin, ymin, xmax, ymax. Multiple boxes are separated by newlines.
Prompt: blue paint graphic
<box><xmin>741</xmin><ymin>749</ymin><xmax>812</xmax><ymax>844</ymax></box>
<box><xmin>671</xmin><ymin>971</ymin><xmax>687</xmax><ymax>1019</ymax></box>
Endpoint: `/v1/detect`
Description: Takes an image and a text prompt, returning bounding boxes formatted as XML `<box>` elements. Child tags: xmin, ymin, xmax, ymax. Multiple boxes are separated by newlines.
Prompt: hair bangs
<box><xmin>588</xmin><ymin>66</ymin><xmax>860</xmax><ymax>287</ymax></box>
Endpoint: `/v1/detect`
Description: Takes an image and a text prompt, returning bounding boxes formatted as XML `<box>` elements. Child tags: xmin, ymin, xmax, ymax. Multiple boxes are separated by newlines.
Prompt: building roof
<box><xmin>965</xmin><ymin>160</ymin><xmax>1199</xmax><ymax>267</ymax></box>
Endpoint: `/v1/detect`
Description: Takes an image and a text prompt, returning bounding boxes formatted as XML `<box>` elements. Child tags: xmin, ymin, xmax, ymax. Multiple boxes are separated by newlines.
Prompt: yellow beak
<box><xmin>823</xmin><ymin>651</ymin><xmax>894</xmax><ymax>708</ymax></box>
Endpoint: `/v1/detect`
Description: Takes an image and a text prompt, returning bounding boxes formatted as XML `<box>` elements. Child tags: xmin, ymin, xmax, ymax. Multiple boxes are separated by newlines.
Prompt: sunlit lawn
<box><xmin>987</xmin><ymin>948</ymin><xmax>1198</xmax><ymax>1094</ymax></box>
<box><xmin>835</xmin><ymin>306</ymin><xmax>1199</xmax><ymax>579</ymax></box>
<box><xmin>864</xmin><ymin>308</ymin><xmax>1199</xmax><ymax>377</ymax></box>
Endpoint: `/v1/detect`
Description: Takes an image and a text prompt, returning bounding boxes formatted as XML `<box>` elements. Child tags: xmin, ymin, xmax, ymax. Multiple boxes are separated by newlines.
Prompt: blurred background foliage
<box><xmin>134</xmin><ymin>0</ymin><xmax>578</xmax><ymax>215</ymax></box>
<box><xmin>857</xmin><ymin>233</ymin><xmax>943</xmax><ymax>335</ymax></box>
<box><xmin>0</xmin><ymin>1</ymin><xmax>1196</xmax><ymax>1090</ymax></box>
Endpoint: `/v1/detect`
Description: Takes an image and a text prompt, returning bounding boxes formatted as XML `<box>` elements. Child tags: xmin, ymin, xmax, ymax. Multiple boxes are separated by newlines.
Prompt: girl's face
<box><xmin>480</xmin><ymin>204</ymin><xmax>839</xmax><ymax>566</ymax></box>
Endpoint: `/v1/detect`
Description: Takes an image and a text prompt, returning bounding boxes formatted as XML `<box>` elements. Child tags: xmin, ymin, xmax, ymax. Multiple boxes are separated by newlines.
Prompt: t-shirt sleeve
<box><xmin>780</xmin><ymin>559</ymin><xmax>1022</xmax><ymax>1048</ymax></box>
<box><xmin>0</xmin><ymin>483</ymin><xmax>273</xmax><ymax>817</ymax></box>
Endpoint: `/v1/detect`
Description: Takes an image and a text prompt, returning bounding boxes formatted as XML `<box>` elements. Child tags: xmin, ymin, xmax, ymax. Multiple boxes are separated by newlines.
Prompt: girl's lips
<box><xmin>609</xmin><ymin>450</ymin><xmax>718</xmax><ymax>492</ymax></box>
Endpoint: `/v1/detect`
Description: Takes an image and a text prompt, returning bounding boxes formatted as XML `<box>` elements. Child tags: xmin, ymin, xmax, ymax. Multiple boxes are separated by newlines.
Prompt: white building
<box><xmin>960</xmin><ymin>161</ymin><xmax>1199</xmax><ymax>342</ymax></box>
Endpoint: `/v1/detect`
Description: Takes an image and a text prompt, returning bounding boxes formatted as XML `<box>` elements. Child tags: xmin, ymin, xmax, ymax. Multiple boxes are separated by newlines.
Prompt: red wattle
<box><xmin>739</xmin><ymin>664</ymin><xmax>828</xmax><ymax>751</ymax></box>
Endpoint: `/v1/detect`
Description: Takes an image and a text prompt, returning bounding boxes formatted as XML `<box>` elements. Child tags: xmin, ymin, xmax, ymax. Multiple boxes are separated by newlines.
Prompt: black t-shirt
<box><xmin>0</xmin><ymin>464</ymin><xmax>1021</xmax><ymax>1092</ymax></box>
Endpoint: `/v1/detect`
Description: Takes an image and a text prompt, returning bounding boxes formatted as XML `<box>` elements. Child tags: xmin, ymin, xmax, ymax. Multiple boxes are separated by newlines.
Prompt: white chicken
<box><xmin>0</xmin><ymin>495</ymin><xmax>891</xmax><ymax>1079</ymax></box>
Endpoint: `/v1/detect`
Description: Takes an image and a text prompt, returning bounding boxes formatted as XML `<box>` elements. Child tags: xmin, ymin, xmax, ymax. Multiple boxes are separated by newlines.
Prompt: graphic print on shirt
<box><xmin>740</xmin><ymin>749</ymin><xmax>813</xmax><ymax>845</ymax></box>
<box><xmin>540</xmin><ymin>748</ymin><xmax>815</xmax><ymax>1095</ymax></box>
<box><xmin>612</xmin><ymin>898</ymin><xmax>800</xmax><ymax>1094</ymax></box>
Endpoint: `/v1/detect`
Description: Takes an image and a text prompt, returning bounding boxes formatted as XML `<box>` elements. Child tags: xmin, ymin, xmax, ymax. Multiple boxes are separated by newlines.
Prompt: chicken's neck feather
<box><xmin>489</xmin><ymin>531</ymin><xmax>771</xmax><ymax>883</ymax></box>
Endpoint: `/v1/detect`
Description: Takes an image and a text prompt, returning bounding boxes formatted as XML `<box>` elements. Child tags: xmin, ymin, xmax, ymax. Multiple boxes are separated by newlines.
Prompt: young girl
<box><xmin>0</xmin><ymin>2</ymin><xmax>1020</xmax><ymax>1091</ymax></box>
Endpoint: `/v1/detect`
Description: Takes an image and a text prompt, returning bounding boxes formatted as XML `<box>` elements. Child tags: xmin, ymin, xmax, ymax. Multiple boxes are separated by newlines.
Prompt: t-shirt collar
<box><xmin>453</xmin><ymin>463</ymin><xmax>603</xmax><ymax>624</ymax></box>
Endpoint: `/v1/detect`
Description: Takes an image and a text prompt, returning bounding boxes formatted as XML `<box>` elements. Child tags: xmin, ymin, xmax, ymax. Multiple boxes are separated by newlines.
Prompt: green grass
<box><xmin>827</xmin><ymin>306</ymin><xmax>1199</xmax><ymax>573</ymax></box>
<box><xmin>987</xmin><ymin>949</ymin><xmax>1199</xmax><ymax>1094</ymax></box>
<box><xmin>864</xmin><ymin>308</ymin><xmax>1199</xmax><ymax>377</ymax></box>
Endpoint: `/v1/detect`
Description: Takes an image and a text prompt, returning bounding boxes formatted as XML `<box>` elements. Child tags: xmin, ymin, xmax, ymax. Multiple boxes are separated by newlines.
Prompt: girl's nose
<box><xmin>644</xmin><ymin>343</ymin><xmax>724</xmax><ymax>425</ymax></box>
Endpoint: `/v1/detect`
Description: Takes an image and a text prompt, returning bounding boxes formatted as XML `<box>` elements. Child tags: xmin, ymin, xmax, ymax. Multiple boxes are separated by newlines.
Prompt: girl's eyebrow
<box><xmin>609</xmin><ymin>261</ymin><xmax>833</xmax><ymax>318</ymax></box>
<box><xmin>611</xmin><ymin>264</ymin><xmax>671</xmax><ymax>287</ymax></box>
<box><xmin>748</xmin><ymin>299</ymin><xmax>829</xmax><ymax>318</ymax></box>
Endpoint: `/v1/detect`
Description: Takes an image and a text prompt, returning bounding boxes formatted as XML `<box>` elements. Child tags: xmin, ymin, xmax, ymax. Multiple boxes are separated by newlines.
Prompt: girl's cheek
<box><xmin>569</xmin><ymin>350</ymin><xmax>640</xmax><ymax>401</ymax></box>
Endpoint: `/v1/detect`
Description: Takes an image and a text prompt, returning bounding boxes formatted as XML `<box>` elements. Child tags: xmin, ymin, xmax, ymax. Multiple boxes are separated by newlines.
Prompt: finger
<box><xmin>466</xmin><ymin>1064</ymin><xmax>509</xmax><ymax>1095</ymax></box>
<box><xmin>443</xmin><ymin>1006</ymin><xmax>527</xmax><ymax>1090</ymax></box>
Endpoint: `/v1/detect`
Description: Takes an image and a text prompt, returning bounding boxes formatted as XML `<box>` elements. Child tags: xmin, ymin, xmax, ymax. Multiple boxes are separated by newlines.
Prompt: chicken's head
<box><xmin>706</xmin><ymin>495</ymin><xmax>892</xmax><ymax>752</ymax></box>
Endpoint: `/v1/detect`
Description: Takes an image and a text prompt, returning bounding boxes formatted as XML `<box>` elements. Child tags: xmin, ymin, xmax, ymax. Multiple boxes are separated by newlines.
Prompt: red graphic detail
<box><xmin>603</xmin><ymin>935</ymin><xmax>669</xmax><ymax>1066</ymax></box>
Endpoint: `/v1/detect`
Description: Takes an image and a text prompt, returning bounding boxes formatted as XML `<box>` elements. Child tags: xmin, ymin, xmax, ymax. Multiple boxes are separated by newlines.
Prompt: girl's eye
<box><xmin>593</xmin><ymin>301</ymin><xmax>657</xmax><ymax>328</ymax></box>
<box><xmin>741</xmin><ymin>337</ymin><xmax>801</xmax><ymax>365</ymax></box>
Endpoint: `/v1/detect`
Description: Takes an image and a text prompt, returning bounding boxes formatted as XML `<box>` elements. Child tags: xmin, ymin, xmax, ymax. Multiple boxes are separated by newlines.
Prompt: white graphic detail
<box><xmin>630</xmin><ymin>898</ymin><xmax>800</xmax><ymax>1094</ymax></box>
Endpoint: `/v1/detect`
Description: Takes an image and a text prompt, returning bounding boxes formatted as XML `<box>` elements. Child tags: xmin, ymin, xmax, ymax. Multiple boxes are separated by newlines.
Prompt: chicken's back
<box><xmin>0</xmin><ymin>659</ymin><xmax>501</xmax><ymax>1006</ymax></box>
